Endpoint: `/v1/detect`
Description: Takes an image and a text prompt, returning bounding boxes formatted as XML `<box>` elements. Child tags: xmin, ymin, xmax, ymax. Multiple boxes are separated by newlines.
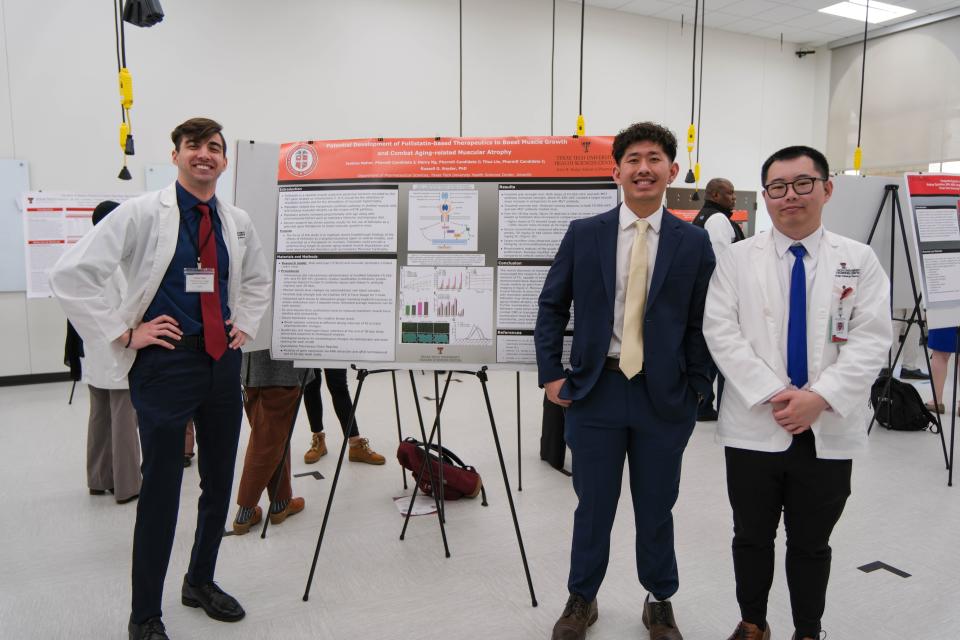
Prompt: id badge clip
<box><xmin>184</xmin><ymin>267</ymin><xmax>215</xmax><ymax>293</ymax></box>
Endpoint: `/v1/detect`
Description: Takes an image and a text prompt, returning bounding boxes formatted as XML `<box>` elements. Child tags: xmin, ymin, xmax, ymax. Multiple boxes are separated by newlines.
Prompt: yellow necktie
<box><xmin>620</xmin><ymin>218</ymin><xmax>649</xmax><ymax>378</ymax></box>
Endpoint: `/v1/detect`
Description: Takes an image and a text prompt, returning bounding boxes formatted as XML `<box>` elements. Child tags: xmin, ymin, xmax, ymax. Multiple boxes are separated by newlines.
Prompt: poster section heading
<box><xmin>272</xmin><ymin>136</ymin><xmax>616</xmax><ymax>368</ymax></box>
<box><xmin>279</xmin><ymin>136</ymin><xmax>615</xmax><ymax>182</ymax></box>
<box><xmin>904</xmin><ymin>173</ymin><xmax>960</xmax><ymax>328</ymax></box>
<box><xmin>23</xmin><ymin>192</ymin><xmax>133</xmax><ymax>298</ymax></box>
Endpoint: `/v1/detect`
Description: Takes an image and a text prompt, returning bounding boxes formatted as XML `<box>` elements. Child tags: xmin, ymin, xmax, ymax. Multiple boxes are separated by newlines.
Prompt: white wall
<box><xmin>0</xmin><ymin>0</ymin><xmax>826</xmax><ymax>375</ymax></box>
<box><xmin>828</xmin><ymin>15</ymin><xmax>960</xmax><ymax>171</ymax></box>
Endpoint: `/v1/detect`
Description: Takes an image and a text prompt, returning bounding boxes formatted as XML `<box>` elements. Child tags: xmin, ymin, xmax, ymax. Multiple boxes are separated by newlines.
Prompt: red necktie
<box><xmin>197</xmin><ymin>204</ymin><xmax>227</xmax><ymax>361</ymax></box>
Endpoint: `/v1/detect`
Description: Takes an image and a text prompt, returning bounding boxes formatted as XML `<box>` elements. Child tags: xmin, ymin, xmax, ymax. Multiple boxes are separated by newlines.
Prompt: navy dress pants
<box><xmin>127</xmin><ymin>345</ymin><xmax>243</xmax><ymax>623</ymax></box>
<box><xmin>563</xmin><ymin>369</ymin><xmax>695</xmax><ymax>603</ymax></box>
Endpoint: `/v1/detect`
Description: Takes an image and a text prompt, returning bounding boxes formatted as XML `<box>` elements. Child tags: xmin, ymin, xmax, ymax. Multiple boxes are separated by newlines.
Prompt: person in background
<box><xmin>72</xmin><ymin>200</ymin><xmax>142</xmax><ymax>504</ymax></box>
<box><xmin>926</xmin><ymin>326</ymin><xmax>959</xmax><ymax>414</ymax></box>
<box><xmin>233</xmin><ymin>350</ymin><xmax>307</xmax><ymax>534</ymax></box>
<box><xmin>893</xmin><ymin>307</ymin><xmax>930</xmax><ymax>381</ymax></box>
<box><xmin>302</xmin><ymin>368</ymin><xmax>385</xmax><ymax>465</ymax></box>
<box><xmin>692</xmin><ymin>177</ymin><xmax>745</xmax><ymax>421</ymax></box>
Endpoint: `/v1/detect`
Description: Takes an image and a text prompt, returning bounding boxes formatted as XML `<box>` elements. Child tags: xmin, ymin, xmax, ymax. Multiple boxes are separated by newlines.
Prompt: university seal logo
<box><xmin>286</xmin><ymin>144</ymin><xmax>318</xmax><ymax>177</ymax></box>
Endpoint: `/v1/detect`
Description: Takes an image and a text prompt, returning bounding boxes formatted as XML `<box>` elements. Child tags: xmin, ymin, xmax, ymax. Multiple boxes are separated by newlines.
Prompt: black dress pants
<box><xmin>303</xmin><ymin>368</ymin><xmax>359</xmax><ymax>437</ymax></box>
<box><xmin>725</xmin><ymin>431</ymin><xmax>851</xmax><ymax>639</ymax></box>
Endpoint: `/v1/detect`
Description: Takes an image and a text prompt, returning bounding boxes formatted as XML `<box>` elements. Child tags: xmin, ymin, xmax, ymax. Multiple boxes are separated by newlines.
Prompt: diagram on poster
<box><xmin>407</xmin><ymin>188</ymin><xmax>478</xmax><ymax>252</ymax></box>
<box><xmin>398</xmin><ymin>266</ymin><xmax>493</xmax><ymax>347</ymax></box>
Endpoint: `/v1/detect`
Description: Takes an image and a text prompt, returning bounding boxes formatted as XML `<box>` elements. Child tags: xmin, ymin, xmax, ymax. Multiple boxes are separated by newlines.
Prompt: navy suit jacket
<box><xmin>534</xmin><ymin>205</ymin><xmax>716</xmax><ymax>423</ymax></box>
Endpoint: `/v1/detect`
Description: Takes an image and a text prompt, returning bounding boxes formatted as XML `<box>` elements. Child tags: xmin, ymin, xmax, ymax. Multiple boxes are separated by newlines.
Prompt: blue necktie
<box><xmin>787</xmin><ymin>244</ymin><xmax>808</xmax><ymax>388</ymax></box>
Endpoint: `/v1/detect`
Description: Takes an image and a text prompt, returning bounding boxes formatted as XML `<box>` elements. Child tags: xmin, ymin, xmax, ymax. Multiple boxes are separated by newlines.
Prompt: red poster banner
<box><xmin>669</xmin><ymin>208</ymin><xmax>749</xmax><ymax>223</ymax></box>
<box><xmin>278</xmin><ymin>136</ymin><xmax>615</xmax><ymax>182</ymax></box>
<box><xmin>906</xmin><ymin>174</ymin><xmax>960</xmax><ymax>196</ymax></box>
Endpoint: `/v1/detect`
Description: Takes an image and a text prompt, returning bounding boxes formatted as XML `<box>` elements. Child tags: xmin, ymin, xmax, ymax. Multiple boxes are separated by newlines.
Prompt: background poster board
<box><xmin>904</xmin><ymin>173</ymin><xmax>960</xmax><ymax>330</ymax></box>
<box><xmin>0</xmin><ymin>159</ymin><xmax>31</xmax><ymax>292</ymax></box>
<box><xmin>22</xmin><ymin>192</ymin><xmax>133</xmax><ymax>298</ymax></box>
<box><xmin>820</xmin><ymin>175</ymin><xmax>921</xmax><ymax>310</ymax></box>
<box><xmin>270</xmin><ymin>136</ymin><xmax>618</xmax><ymax>371</ymax></box>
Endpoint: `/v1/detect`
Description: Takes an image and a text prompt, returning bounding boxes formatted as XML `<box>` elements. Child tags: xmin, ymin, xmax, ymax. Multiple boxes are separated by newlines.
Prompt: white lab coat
<box><xmin>703</xmin><ymin>228</ymin><xmax>892</xmax><ymax>459</ymax></box>
<box><xmin>50</xmin><ymin>183</ymin><xmax>272</xmax><ymax>378</ymax></box>
<box><xmin>81</xmin><ymin>270</ymin><xmax>128</xmax><ymax>389</ymax></box>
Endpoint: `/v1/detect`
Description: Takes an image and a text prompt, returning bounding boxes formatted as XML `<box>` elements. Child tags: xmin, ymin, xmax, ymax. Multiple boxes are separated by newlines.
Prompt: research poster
<box><xmin>272</xmin><ymin>136</ymin><xmax>618</xmax><ymax>369</ymax></box>
<box><xmin>904</xmin><ymin>173</ymin><xmax>960</xmax><ymax>329</ymax></box>
<box><xmin>22</xmin><ymin>192</ymin><xmax>132</xmax><ymax>298</ymax></box>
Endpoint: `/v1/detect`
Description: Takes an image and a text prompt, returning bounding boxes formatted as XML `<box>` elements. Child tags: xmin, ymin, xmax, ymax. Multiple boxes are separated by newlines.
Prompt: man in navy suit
<box><xmin>536</xmin><ymin>122</ymin><xmax>715</xmax><ymax>640</ymax></box>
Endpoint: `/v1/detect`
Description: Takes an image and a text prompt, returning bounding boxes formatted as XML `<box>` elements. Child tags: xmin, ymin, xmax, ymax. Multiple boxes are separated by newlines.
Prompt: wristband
<box><xmin>124</xmin><ymin>328</ymin><xmax>133</xmax><ymax>349</ymax></box>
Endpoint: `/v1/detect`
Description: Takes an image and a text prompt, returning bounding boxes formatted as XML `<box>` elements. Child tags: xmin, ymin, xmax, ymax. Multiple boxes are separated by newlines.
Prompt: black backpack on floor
<box><xmin>870</xmin><ymin>375</ymin><xmax>939</xmax><ymax>432</ymax></box>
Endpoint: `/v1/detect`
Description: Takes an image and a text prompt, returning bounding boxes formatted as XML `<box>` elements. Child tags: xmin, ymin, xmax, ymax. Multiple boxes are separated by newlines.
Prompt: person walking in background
<box><xmin>926</xmin><ymin>326</ymin><xmax>959</xmax><ymax>414</ymax></box>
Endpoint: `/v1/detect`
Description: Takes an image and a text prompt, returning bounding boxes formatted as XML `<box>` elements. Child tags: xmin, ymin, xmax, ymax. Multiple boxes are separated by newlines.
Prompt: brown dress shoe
<box><xmin>348</xmin><ymin>437</ymin><xmax>386</xmax><ymax>465</ymax></box>
<box><xmin>727</xmin><ymin>621</ymin><xmax>770</xmax><ymax>640</ymax></box>
<box><xmin>551</xmin><ymin>594</ymin><xmax>598</xmax><ymax>640</ymax></box>
<box><xmin>641</xmin><ymin>599</ymin><xmax>682</xmax><ymax>640</ymax></box>
<box><xmin>304</xmin><ymin>432</ymin><xmax>327</xmax><ymax>463</ymax></box>
<box><xmin>269</xmin><ymin>497</ymin><xmax>305</xmax><ymax>524</ymax></box>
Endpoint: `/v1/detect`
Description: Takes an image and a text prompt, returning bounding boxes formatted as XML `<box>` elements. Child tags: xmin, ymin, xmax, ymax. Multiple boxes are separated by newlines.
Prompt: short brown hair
<box><xmin>171</xmin><ymin>117</ymin><xmax>226</xmax><ymax>154</ymax></box>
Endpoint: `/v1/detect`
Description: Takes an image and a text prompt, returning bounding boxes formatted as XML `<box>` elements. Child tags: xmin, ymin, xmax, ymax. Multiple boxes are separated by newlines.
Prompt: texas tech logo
<box><xmin>286</xmin><ymin>144</ymin><xmax>318</xmax><ymax>177</ymax></box>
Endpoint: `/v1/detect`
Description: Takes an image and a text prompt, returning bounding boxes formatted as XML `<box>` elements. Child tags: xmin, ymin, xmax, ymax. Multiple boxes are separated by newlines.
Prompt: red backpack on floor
<box><xmin>396</xmin><ymin>437</ymin><xmax>483</xmax><ymax>500</ymax></box>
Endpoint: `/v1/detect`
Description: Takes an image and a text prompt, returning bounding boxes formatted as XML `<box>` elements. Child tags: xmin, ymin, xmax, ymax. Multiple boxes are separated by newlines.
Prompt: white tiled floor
<box><xmin>1</xmin><ymin>369</ymin><xmax>958</xmax><ymax>639</ymax></box>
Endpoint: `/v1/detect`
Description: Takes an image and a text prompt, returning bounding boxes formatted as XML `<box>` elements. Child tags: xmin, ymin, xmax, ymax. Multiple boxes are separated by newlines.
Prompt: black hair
<box><xmin>761</xmin><ymin>145</ymin><xmax>829</xmax><ymax>184</ymax></box>
<box><xmin>92</xmin><ymin>200</ymin><xmax>119</xmax><ymax>226</ymax></box>
<box><xmin>612</xmin><ymin>122</ymin><xmax>678</xmax><ymax>163</ymax></box>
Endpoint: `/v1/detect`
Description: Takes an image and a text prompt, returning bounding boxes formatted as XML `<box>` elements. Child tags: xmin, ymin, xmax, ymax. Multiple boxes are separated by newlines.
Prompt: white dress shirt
<box><xmin>609</xmin><ymin>203</ymin><xmax>661</xmax><ymax>356</ymax></box>
<box><xmin>772</xmin><ymin>224</ymin><xmax>823</xmax><ymax>366</ymax></box>
<box><xmin>703</xmin><ymin>212</ymin><xmax>737</xmax><ymax>255</ymax></box>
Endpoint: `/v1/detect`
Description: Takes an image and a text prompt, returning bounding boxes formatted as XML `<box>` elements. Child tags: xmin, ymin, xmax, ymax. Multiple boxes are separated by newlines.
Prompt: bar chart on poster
<box><xmin>268</xmin><ymin>136</ymin><xmax>618</xmax><ymax>370</ymax></box>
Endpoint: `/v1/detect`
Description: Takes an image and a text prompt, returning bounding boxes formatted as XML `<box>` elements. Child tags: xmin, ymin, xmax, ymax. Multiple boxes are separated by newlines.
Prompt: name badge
<box><xmin>184</xmin><ymin>268</ymin><xmax>215</xmax><ymax>293</ymax></box>
<box><xmin>831</xmin><ymin>314</ymin><xmax>849</xmax><ymax>342</ymax></box>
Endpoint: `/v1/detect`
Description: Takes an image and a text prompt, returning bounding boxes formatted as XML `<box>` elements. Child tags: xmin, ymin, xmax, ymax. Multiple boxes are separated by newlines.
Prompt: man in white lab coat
<box><xmin>703</xmin><ymin>146</ymin><xmax>891</xmax><ymax>640</ymax></box>
<box><xmin>51</xmin><ymin>118</ymin><xmax>271</xmax><ymax>640</ymax></box>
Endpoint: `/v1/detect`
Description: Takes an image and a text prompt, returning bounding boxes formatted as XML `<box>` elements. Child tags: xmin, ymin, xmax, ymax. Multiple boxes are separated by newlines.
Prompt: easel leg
<box><xmin>476</xmin><ymin>367</ymin><xmax>538</xmax><ymax>607</ymax></box>
<box><xmin>893</xmin><ymin>192</ymin><xmax>950</xmax><ymax>469</ymax></box>
<box><xmin>68</xmin><ymin>380</ymin><xmax>77</xmax><ymax>405</ymax></box>
<box><xmin>399</xmin><ymin>370</ymin><xmax>451</xmax><ymax>558</ymax></box>
<box><xmin>434</xmin><ymin>371</ymin><xmax>445</xmax><ymax>523</ymax></box>
<box><xmin>303</xmin><ymin>369</ymin><xmax>368</xmax><ymax>601</ymax></box>
<box><xmin>949</xmin><ymin>332</ymin><xmax>959</xmax><ymax>487</ymax></box>
<box><xmin>516</xmin><ymin>371</ymin><xmax>522</xmax><ymax>492</ymax></box>
<box><xmin>391</xmin><ymin>370</ymin><xmax>406</xmax><ymax>490</ymax></box>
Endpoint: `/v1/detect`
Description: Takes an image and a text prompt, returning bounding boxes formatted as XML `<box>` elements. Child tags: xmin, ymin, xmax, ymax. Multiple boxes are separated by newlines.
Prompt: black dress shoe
<box><xmin>128</xmin><ymin>616</ymin><xmax>169</xmax><ymax>640</ymax></box>
<box><xmin>116</xmin><ymin>494</ymin><xmax>139</xmax><ymax>505</ymax></box>
<box><xmin>900</xmin><ymin>367</ymin><xmax>930</xmax><ymax>380</ymax></box>
<box><xmin>181</xmin><ymin>576</ymin><xmax>245</xmax><ymax>622</ymax></box>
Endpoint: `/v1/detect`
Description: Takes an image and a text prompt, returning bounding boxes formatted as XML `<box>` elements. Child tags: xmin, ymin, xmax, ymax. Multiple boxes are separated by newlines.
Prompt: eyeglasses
<box><xmin>763</xmin><ymin>177</ymin><xmax>825</xmax><ymax>199</ymax></box>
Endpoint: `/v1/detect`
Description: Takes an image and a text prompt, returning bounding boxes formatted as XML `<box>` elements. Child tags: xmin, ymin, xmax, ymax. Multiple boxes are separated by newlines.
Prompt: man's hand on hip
<box><xmin>545</xmin><ymin>378</ymin><xmax>571</xmax><ymax>407</ymax></box>
<box><xmin>118</xmin><ymin>315</ymin><xmax>182</xmax><ymax>350</ymax></box>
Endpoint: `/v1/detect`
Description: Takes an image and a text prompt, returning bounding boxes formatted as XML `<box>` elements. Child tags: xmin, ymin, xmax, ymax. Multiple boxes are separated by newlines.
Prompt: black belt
<box><xmin>159</xmin><ymin>334</ymin><xmax>208</xmax><ymax>351</ymax></box>
<box><xmin>603</xmin><ymin>356</ymin><xmax>644</xmax><ymax>376</ymax></box>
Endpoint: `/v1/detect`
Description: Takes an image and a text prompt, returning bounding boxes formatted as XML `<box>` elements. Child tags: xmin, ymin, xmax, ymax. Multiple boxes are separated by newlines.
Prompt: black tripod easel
<box><xmin>302</xmin><ymin>366</ymin><xmax>538</xmax><ymax>607</ymax></box>
<box><xmin>864</xmin><ymin>184</ymin><xmax>950</xmax><ymax>478</ymax></box>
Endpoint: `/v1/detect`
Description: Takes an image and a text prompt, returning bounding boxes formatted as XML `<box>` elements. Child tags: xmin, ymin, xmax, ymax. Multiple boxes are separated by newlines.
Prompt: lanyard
<box><xmin>184</xmin><ymin>205</ymin><xmax>216</xmax><ymax>269</ymax></box>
